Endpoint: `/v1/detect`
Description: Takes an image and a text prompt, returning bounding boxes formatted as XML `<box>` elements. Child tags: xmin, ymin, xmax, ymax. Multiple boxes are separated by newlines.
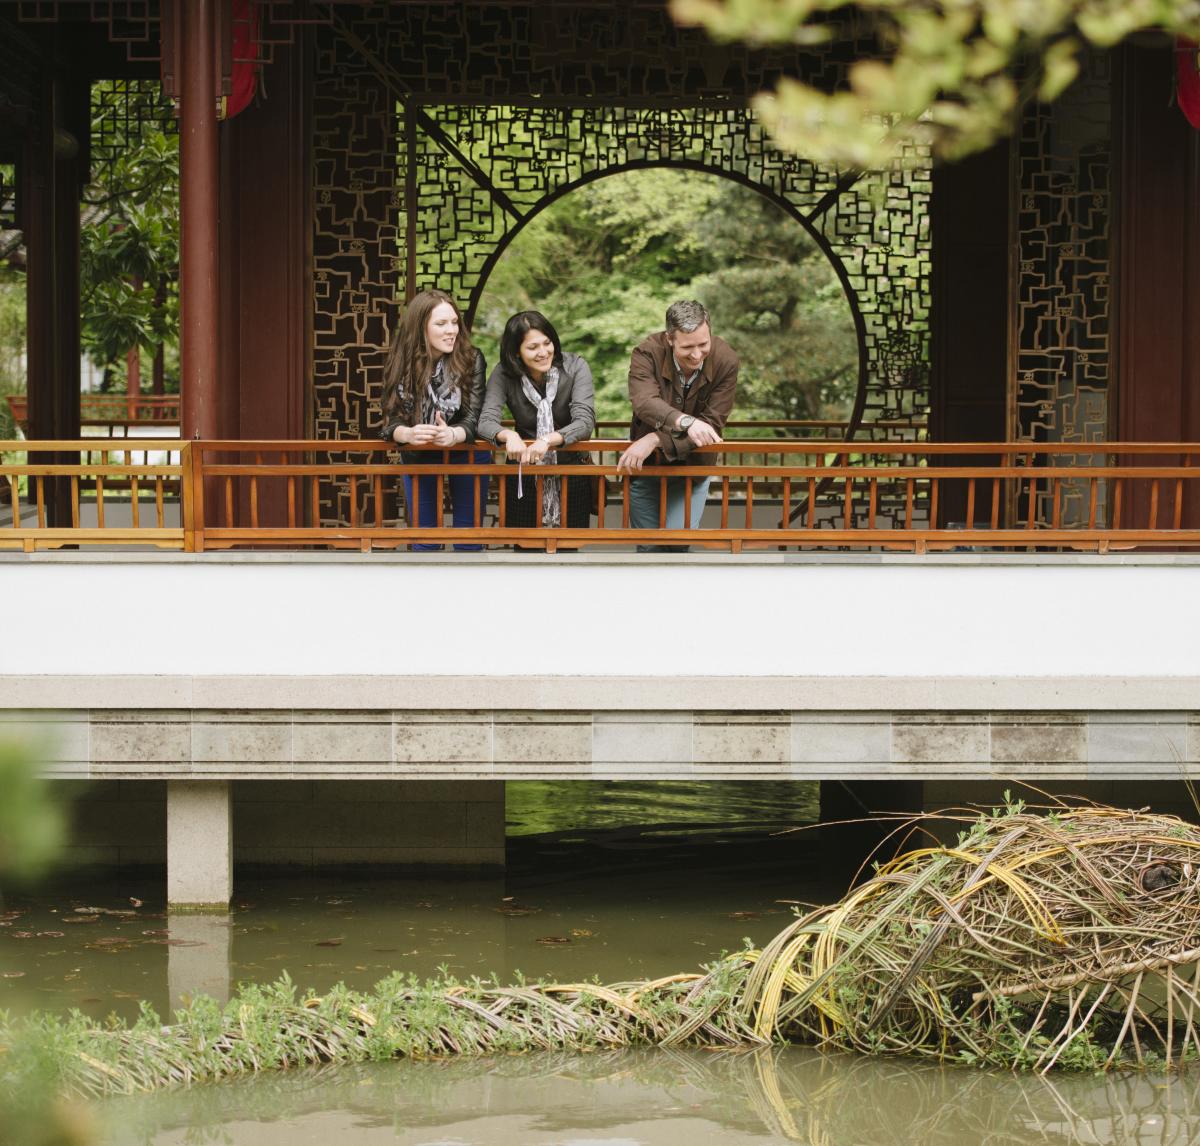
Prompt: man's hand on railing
<box><xmin>617</xmin><ymin>432</ymin><xmax>660</xmax><ymax>474</ymax></box>
<box><xmin>686</xmin><ymin>419</ymin><xmax>721</xmax><ymax>448</ymax></box>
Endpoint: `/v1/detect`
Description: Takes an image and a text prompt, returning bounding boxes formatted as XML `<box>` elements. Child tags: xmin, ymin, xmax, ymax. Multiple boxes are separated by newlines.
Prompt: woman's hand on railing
<box><xmin>429</xmin><ymin>412</ymin><xmax>462</xmax><ymax>448</ymax></box>
<box><xmin>501</xmin><ymin>431</ymin><xmax>527</xmax><ymax>460</ymax></box>
<box><xmin>522</xmin><ymin>437</ymin><xmax>552</xmax><ymax>465</ymax></box>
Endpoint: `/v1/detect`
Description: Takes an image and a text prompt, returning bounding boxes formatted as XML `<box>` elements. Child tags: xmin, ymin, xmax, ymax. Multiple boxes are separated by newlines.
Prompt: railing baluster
<box><xmin>1087</xmin><ymin>478</ymin><xmax>1098</xmax><ymax>528</ymax></box>
<box><xmin>658</xmin><ymin>476</ymin><xmax>667</xmax><ymax>528</ymax></box>
<box><xmin>965</xmin><ymin>478</ymin><xmax>976</xmax><ymax>530</ymax></box>
<box><xmin>224</xmin><ymin>476</ymin><xmax>233</xmax><ymax>527</ymax></box>
<box><xmin>868</xmin><ymin>477</ymin><xmax>877</xmax><ymax>529</ymax></box>
<box><xmin>251</xmin><ymin>452</ymin><xmax>261</xmax><ymax>531</ymax></box>
<box><xmin>36</xmin><ymin>476</ymin><xmax>45</xmax><ymax>528</ymax></box>
<box><xmin>130</xmin><ymin>476</ymin><xmax>140</xmax><ymax>528</ymax></box>
<box><xmin>1026</xmin><ymin>476</ymin><xmax>1037</xmax><ymax>530</ymax></box>
<box><xmin>929</xmin><ymin>478</ymin><xmax>938</xmax><ymax>532</ymax></box>
<box><xmin>71</xmin><ymin>476</ymin><xmax>79</xmax><ymax>528</ymax></box>
<box><xmin>437</xmin><ymin>455</ymin><xmax>446</xmax><ymax>531</ymax></box>
<box><xmin>905</xmin><ymin>478</ymin><xmax>913</xmax><ymax>529</ymax></box>
<box><xmin>348</xmin><ymin>475</ymin><xmax>358</xmax><ymax>527</ymax></box>
<box><xmin>1113</xmin><ymin>478</ymin><xmax>1123</xmax><ymax>529</ymax></box>
<box><xmin>808</xmin><ymin>477</ymin><xmax>816</xmax><ymax>528</ymax></box>
<box><xmin>535</xmin><ymin>474</ymin><xmax>544</xmax><ymax>528</ymax></box>
<box><xmin>991</xmin><ymin>478</ymin><xmax>1000</xmax><ymax>529</ymax></box>
<box><xmin>311</xmin><ymin>472</ymin><xmax>320</xmax><ymax>529</ymax></box>
<box><xmin>499</xmin><ymin>471</ymin><xmax>507</xmax><ymax>526</ymax></box>
<box><xmin>1175</xmin><ymin>471</ymin><xmax>1185</xmax><ymax>530</ymax></box>
<box><xmin>288</xmin><ymin>476</ymin><xmax>296</xmax><ymax>527</ymax></box>
<box><xmin>621</xmin><ymin>477</ymin><xmax>629</xmax><ymax>529</ymax></box>
<box><xmin>560</xmin><ymin>470</ymin><xmax>569</xmax><ymax>532</ymax></box>
<box><xmin>156</xmin><ymin>477</ymin><xmax>165</xmax><ymax>527</ymax></box>
<box><xmin>1051</xmin><ymin>478</ymin><xmax>1062</xmax><ymax>528</ymax></box>
<box><xmin>96</xmin><ymin>476</ymin><xmax>106</xmax><ymax>528</ymax></box>
<box><xmin>684</xmin><ymin>476</ymin><xmax>692</xmax><ymax>529</ymax></box>
<box><xmin>7</xmin><ymin>475</ymin><xmax>17</xmax><ymax>525</ymax></box>
<box><xmin>721</xmin><ymin>475</ymin><xmax>730</xmax><ymax>528</ymax></box>
<box><xmin>376</xmin><ymin>475</ymin><xmax>385</xmax><ymax>528</ymax></box>
<box><xmin>743</xmin><ymin>474</ymin><xmax>752</xmax><ymax>530</ymax></box>
<box><xmin>843</xmin><ymin>477</ymin><xmax>852</xmax><ymax>529</ymax></box>
<box><xmin>1149</xmin><ymin>479</ymin><xmax>1160</xmax><ymax>530</ymax></box>
<box><xmin>781</xmin><ymin>476</ymin><xmax>791</xmax><ymax>532</ymax></box>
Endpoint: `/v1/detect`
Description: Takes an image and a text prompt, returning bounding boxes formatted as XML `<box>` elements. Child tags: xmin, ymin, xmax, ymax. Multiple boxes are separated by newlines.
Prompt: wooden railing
<box><xmin>3</xmin><ymin>438</ymin><xmax>1200</xmax><ymax>554</ymax></box>
<box><xmin>5</xmin><ymin>394</ymin><xmax>181</xmax><ymax>430</ymax></box>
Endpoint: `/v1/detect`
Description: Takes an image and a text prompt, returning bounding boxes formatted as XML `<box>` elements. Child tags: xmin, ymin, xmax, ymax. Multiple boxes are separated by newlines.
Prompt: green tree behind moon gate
<box><xmin>473</xmin><ymin>168</ymin><xmax>859</xmax><ymax>428</ymax></box>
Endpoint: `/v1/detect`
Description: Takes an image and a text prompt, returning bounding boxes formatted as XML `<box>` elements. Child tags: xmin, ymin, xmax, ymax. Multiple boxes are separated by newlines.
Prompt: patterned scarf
<box><xmin>518</xmin><ymin>366</ymin><xmax>561</xmax><ymax>527</ymax></box>
<box><xmin>420</xmin><ymin>357</ymin><xmax>462</xmax><ymax>426</ymax></box>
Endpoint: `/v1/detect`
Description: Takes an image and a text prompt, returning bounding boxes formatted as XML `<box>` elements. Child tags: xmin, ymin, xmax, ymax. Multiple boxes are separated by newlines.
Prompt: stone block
<box><xmin>466</xmin><ymin>799</ymin><xmax>505</xmax><ymax>847</ymax></box>
<box><xmin>292</xmin><ymin>713</ymin><xmax>391</xmax><ymax>764</ymax></box>
<box><xmin>493</xmin><ymin>715</ymin><xmax>590</xmax><ymax>765</ymax></box>
<box><xmin>192</xmin><ymin>714</ymin><xmax>291</xmax><ymax>765</ymax></box>
<box><xmin>694</xmin><ymin>714</ymin><xmax>790</xmax><ymax>768</ymax></box>
<box><xmin>92</xmin><ymin>716</ymin><xmax>191</xmax><ymax>766</ymax></box>
<box><xmin>1087</xmin><ymin>715</ymin><xmax>1188</xmax><ymax>775</ymax></box>
<box><xmin>893</xmin><ymin>716</ymin><xmax>989</xmax><ymax>765</ymax></box>
<box><xmin>592</xmin><ymin>712</ymin><xmax>691</xmax><ymax>766</ymax></box>
<box><xmin>791</xmin><ymin>717</ymin><xmax>891</xmax><ymax>765</ymax></box>
<box><xmin>393</xmin><ymin>712</ymin><xmax>493</xmax><ymax>766</ymax></box>
<box><xmin>990</xmin><ymin>720</ymin><xmax>1087</xmax><ymax>766</ymax></box>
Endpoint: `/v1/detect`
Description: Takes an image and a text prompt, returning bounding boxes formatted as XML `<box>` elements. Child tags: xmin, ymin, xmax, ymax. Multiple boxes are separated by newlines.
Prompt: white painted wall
<box><xmin>2</xmin><ymin>553</ymin><xmax>1198</xmax><ymax>681</ymax></box>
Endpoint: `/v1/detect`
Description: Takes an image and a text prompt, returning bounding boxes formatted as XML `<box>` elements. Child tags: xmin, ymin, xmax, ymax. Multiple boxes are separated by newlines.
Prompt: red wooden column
<box><xmin>179</xmin><ymin>0</ymin><xmax>220</xmax><ymax>442</ymax></box>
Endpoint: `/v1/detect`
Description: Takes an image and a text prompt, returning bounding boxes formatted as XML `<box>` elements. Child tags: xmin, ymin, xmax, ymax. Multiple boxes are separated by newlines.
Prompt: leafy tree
<box><xmin>80</xmin><ymin>85</ymin><xmax>179</xmax><ymax>391</ymax></box>
<box><xmin>474</xmin><ymin>169</ymin><xmax>858</xmax><ymax>425</ymax></box>
<box><xmin>670</xmin><ymin>0</ymin><xmax>1200</xmax><ymax>166</ymax></box>
<box><xmin>0</xmin><ymin>267</ymin><xmax>25</xmax><ymax>439</ymax></box>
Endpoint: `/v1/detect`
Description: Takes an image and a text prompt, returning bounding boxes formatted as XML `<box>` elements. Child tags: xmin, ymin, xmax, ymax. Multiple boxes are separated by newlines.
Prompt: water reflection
<box><xmin>97</xmin><ymin>1046</ymin><xmax>1200</xmax><ymax>1146</ymax></box>
<box><xmin>166</xmin><ymin>915</ymin><xmax>231</xmax><ymax>1010</ymax></box>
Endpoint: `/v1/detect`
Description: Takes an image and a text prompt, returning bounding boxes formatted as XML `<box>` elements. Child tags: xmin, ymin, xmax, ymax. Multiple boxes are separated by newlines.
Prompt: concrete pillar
<box><xmin>168</xmin><ymin>914</ymin><xmax>232</xmax><ymax>1010</ymax></box>
<box><xmin>167</xmin><ymin>780</ymin><xmax>232</xmax><ymax>910</ymax></box>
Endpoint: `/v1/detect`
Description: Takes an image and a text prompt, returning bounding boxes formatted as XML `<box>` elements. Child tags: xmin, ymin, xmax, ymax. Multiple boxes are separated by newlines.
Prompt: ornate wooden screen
<box><xmin>1013</xmin><ymin>52</ymin><xmax>1113</xmax><ymax>525</ymax></box>
<box><xmin>310</xmin><ymin>4</ymin><xmax>933</xmax><ymax>526</ymax></box>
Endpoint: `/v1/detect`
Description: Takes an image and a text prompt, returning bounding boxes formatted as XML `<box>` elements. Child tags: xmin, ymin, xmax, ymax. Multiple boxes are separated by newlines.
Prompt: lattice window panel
<box><xmin>1014</xmin><ymin>53</ymin><xmax>1112</xmax><ymax>527</ymax></box>
<box><xmin>89</xmin><ymin>79</ymin><xmax>177</xmax><ymax>185</ymax></box>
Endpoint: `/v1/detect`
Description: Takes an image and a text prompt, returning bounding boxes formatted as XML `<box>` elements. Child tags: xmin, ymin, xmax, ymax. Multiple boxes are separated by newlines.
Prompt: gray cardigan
<box><xmin>476</xmin><ymin>352</ymin><xmax>596</xmax><ymax>458</ymax></box>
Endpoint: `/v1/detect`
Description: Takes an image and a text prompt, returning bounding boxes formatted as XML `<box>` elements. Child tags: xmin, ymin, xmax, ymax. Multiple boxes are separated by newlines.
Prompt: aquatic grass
<box><xmin>6</xmin><ymin>803</ymin><xmax>1200</xmax><ymax>1096</ymax></box>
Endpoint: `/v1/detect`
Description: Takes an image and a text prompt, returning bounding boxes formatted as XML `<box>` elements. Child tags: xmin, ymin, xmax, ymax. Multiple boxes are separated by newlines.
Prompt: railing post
<box><xmin>181</xmin><ymin>441</ymin><xmax>196</xmax><ymax>552</ymax></box>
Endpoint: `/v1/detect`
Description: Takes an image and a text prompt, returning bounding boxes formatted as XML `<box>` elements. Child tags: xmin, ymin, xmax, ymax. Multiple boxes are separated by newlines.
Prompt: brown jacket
<box><xmin>627</xmin><ymin>330</ymin><xmax>739</xmax><ymax>463</ymax></box>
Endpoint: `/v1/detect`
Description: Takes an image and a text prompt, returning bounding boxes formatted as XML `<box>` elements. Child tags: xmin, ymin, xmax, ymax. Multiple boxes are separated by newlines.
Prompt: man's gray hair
<box><xmin>665</xmin><ymin>300</ymin><xmax>710</xmax><ymax>335</ymax></box>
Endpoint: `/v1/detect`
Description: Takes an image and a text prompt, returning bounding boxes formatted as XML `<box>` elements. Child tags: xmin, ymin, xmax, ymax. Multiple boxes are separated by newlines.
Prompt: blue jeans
<box><xmin>629</xmin><ymin>474</ymin><xmax>711</xmax><ymax>553</ymax></box>
<box><xmin>403</xmin><ymin>449</ymin><xmax>491</xmax><ymax>552</ymax></box>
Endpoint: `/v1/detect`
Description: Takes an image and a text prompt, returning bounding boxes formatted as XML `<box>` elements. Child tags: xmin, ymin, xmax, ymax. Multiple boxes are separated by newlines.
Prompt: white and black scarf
<box><xmin>419</xmin><ymin>357</ymin><xmax>462</xmax><ymax>426</ymax></box>
<box><xmin>518</xmin><ymin>366</ymin><xmax>561</xmax><ymax>527</ymax></box>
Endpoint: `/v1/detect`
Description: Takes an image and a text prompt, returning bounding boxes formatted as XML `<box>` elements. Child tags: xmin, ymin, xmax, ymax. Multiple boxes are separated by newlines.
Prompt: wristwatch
<box><xmin>677</xmin><ymin>415</ymin><xmax>696</xmax><ymax>433</ymax></box>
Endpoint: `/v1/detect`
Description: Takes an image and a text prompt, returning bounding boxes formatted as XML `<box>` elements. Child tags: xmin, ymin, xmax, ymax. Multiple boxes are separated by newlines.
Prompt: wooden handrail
<box><xmin>3</xmin><ymin>438</ymin><xmax>1200</xmax><ymax>554</ymax></box>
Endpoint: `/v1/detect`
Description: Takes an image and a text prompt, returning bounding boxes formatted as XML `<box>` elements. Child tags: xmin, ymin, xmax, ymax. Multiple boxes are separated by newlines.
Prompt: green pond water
<box><xmin>3</xmin><ymin>780</ymin><xmax>1197</xmax><ymax>1143</ymax></box>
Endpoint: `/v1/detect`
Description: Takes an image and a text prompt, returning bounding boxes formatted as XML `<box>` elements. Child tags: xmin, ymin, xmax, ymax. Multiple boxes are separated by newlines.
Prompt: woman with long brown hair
<box><xmin>380</xmin><ymin>289</ymin><xmax>489</xmax><ymax>551</ymax></box>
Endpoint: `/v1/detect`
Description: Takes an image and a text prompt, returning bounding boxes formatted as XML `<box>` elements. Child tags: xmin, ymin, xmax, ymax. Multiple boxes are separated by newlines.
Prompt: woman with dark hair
<box><xmin>380</xmin><ymin>289</ymin><xmax>489</xmax><ymax>551</ymax></box>
<box><xmin>477</xmin><ymin>311</ymin><xmax>597</xmax><ymax>533</ymax></box>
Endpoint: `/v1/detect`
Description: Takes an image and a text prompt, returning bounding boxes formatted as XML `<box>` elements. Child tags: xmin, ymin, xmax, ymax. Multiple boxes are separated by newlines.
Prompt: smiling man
<box><xmin>617</xmin><ymin>300</ymin><xmax>740</xmax><ymax>552</ymax></box>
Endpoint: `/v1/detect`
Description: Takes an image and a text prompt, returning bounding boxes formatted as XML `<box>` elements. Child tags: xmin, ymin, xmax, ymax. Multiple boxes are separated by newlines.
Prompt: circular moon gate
<box><xmin>310</xmin><ymin>16</ymin><xmax>932</xmax><ymax>529</ymax></box>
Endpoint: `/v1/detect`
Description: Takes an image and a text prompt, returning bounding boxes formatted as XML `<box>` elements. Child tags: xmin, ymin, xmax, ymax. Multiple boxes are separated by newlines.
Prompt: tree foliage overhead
<box><xmin>473</xmin><ymin>168</ymin><xmax>858</xmax><ymax>425</ymax></box>
<box><xmin>670</xmin><ymin>0</ymin><xmax>1200</xmax><ymax>166</ymax></box>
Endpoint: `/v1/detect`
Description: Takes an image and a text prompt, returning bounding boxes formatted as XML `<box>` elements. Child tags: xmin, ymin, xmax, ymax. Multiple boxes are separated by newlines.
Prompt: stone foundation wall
<box><xmin>15</xmin><ymin>709</ymin><xmax>1199</xmax><ymax>781</ymax></box>
<box><xmin>55</xmin><ymin>780</ymin><xmax>505</xmax><ymax>869</ymax></box>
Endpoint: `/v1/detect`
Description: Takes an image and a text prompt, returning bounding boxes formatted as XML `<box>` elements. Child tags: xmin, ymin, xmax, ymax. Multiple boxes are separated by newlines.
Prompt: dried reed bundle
<box><xmin>7</xmin><ymin>802</ymin><xmax>1200</xmax><ymax>1095</ymax></box>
